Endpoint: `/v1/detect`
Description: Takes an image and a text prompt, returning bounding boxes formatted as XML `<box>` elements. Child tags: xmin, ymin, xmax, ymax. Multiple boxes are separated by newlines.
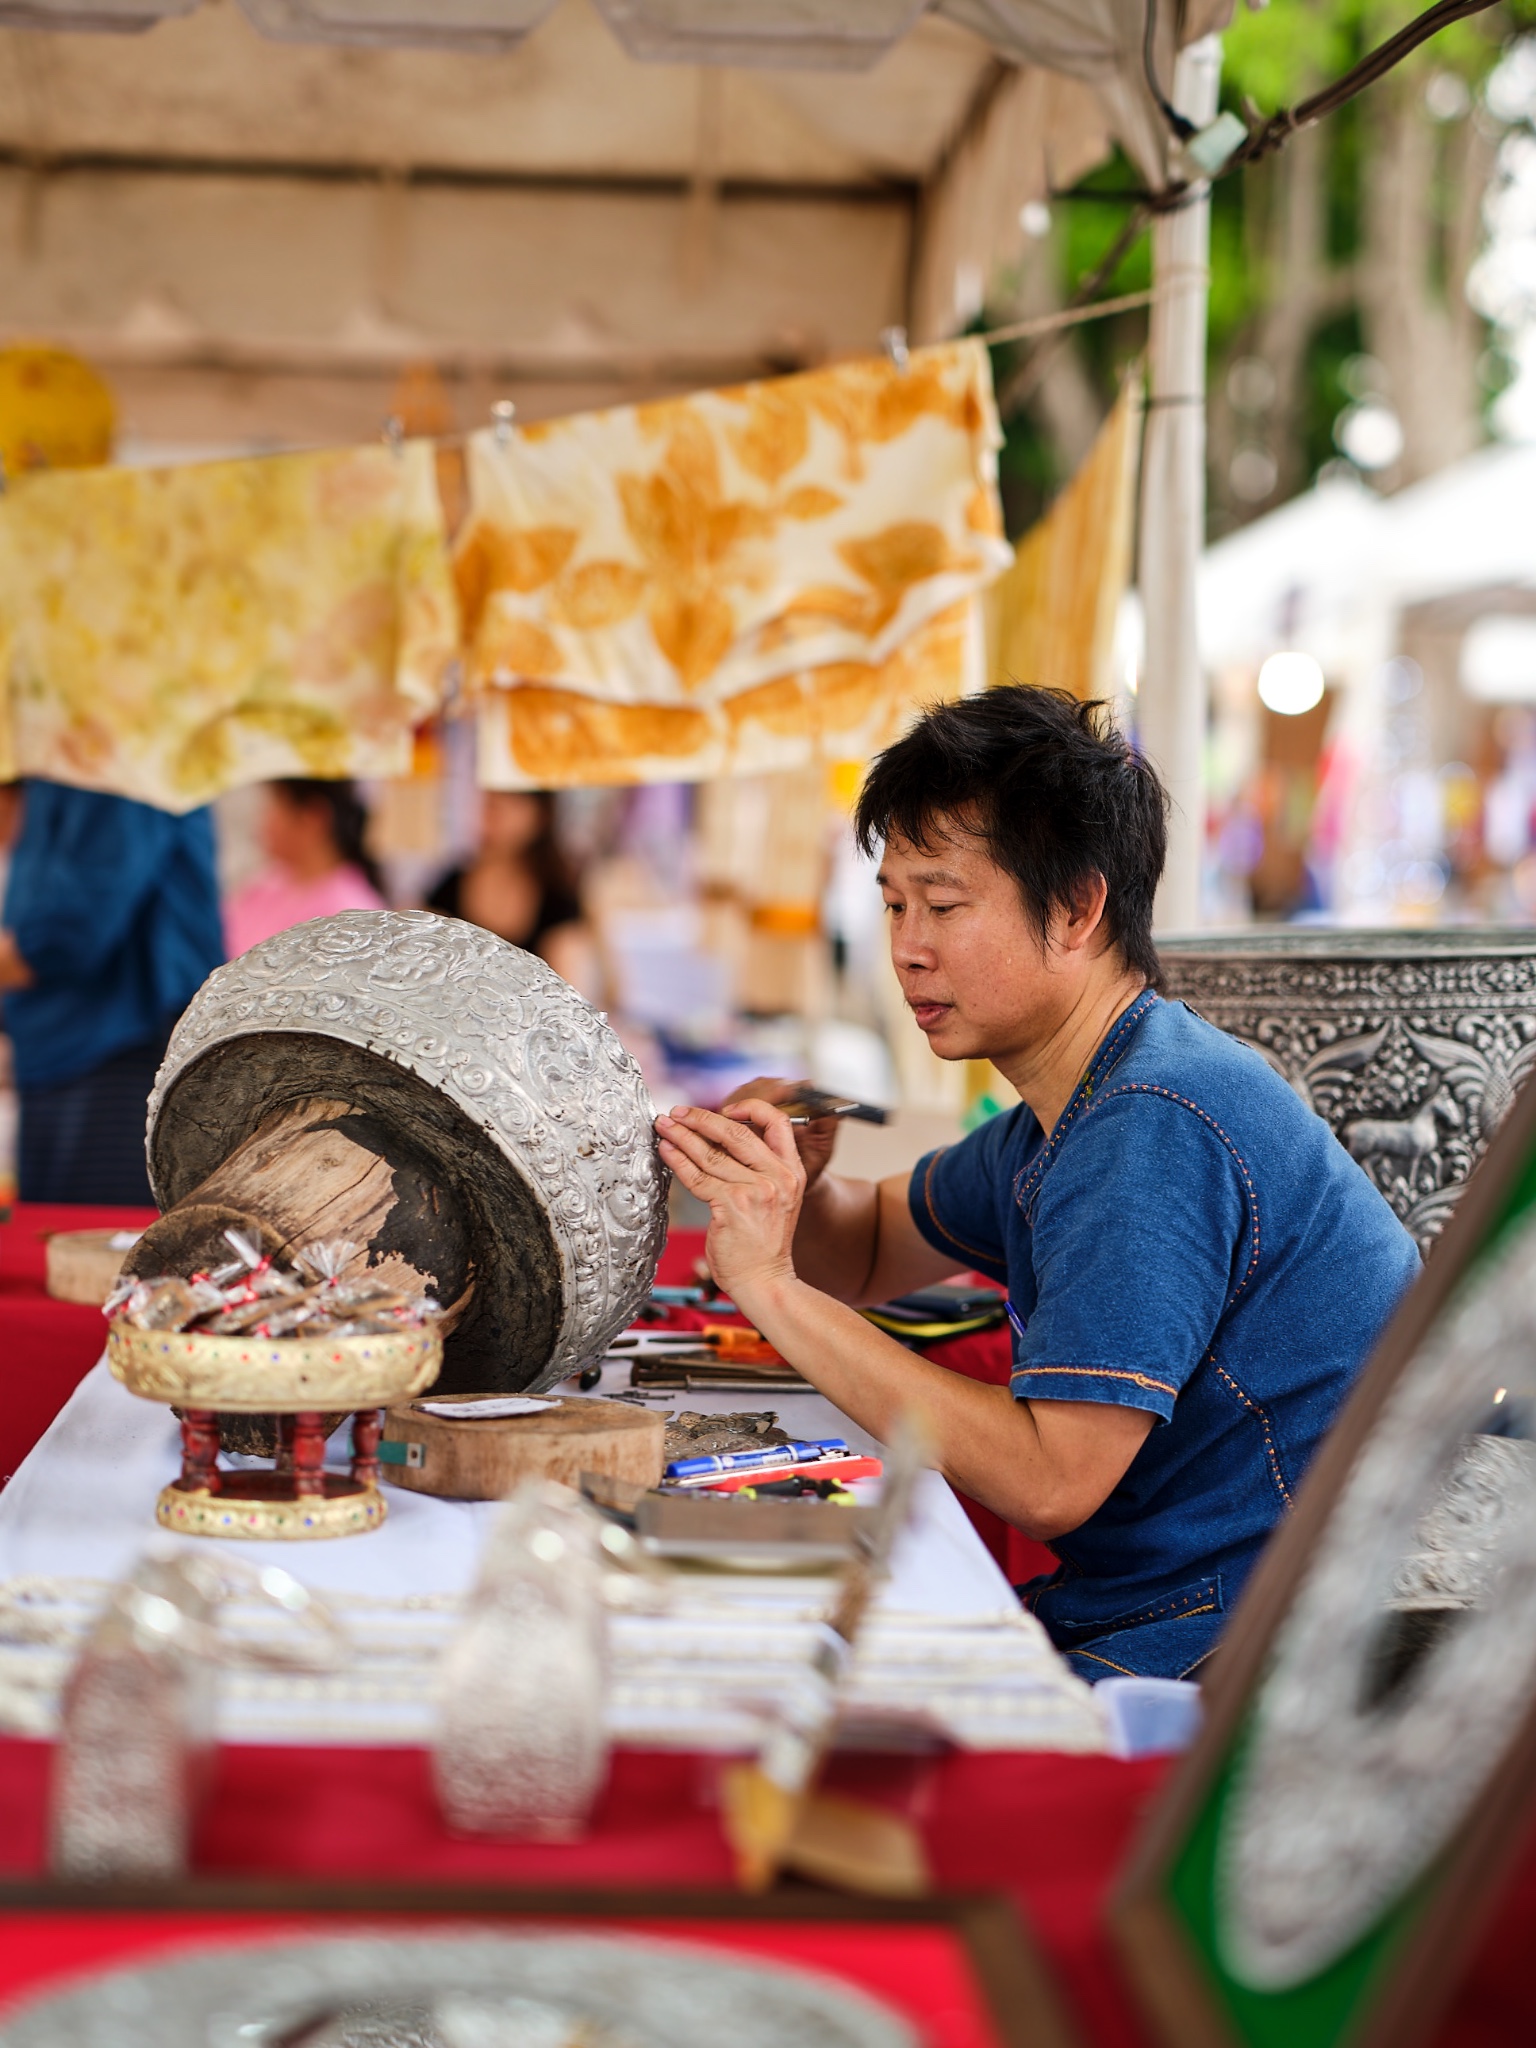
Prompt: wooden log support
<box><xmin>126</xmin><ymin>1095</ymin><xmax>474</xmax><ymax>1334</ymax></box>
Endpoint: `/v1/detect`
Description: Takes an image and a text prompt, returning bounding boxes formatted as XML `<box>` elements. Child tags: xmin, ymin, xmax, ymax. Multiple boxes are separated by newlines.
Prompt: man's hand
<box><xmin>720</xmin><ymin>1075</ymin><xmax>839</xmax><ymax>1193</ymax></box>
<box><xmin>655</xmin><ymin>1100</ymin><xmax>807</xmax><ymax>1303</ymax></box>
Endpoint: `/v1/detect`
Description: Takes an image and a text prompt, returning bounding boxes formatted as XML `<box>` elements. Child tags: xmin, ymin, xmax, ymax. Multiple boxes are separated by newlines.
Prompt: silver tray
<box><xmin>0</xmin><ymin>1929</ymin><xmax>915</xmax><ymax>2048</ymax></box>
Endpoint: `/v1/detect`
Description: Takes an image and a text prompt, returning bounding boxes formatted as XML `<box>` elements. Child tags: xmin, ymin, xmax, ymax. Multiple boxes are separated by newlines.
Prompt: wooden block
<box><xmin>380</xmin><ymin>1394</ymin><xmax>663</xmax><ymax>1501</ymax></box>
<box><xmin>45</xmin><ymin>1228</ymin><xmax>138</xmax><ymax>1306</ymax></box>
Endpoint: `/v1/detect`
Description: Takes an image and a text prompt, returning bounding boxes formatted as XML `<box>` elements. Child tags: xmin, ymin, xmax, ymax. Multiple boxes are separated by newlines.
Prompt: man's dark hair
<box><xmin>853</xmin><ymin>686</ymin><xmax>1168</xmax><ymax>988</ymax></box>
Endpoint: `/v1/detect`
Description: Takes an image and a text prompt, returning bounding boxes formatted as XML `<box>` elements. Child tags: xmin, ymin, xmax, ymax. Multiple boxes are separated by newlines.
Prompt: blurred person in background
<box><xmin>225</xmin><ymin>779</ymin><xmax>386</xmax><ymax>957</ymax></box>
<box><xmin>428</xmin><ymin>790</ymin><xmax>595</xmax><ymax>993</ymax></box>
<box><xmin>0</xmin><ymin>779</ymin><xmax>223</xmax><ymax>1204</ymax></box>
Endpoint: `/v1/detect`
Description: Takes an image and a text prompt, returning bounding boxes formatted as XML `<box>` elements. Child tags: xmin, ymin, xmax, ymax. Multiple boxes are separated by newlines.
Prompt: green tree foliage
<box><xmin>986</xmin><ymin>0</ymin><xmax>1535</xmax><ymax>541</ymax></box>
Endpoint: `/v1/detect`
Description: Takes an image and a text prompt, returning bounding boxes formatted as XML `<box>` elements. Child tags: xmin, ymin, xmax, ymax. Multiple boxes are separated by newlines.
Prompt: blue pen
<box><xmin>1005</xmin><ymin>1299</ymin><xmax>1028</xmax><ymax>1344</ymax></box>
<box><xmin>665</xmin><ymin>1436</ymin><xmax>849</xmax><ymax>1481</ymax></box>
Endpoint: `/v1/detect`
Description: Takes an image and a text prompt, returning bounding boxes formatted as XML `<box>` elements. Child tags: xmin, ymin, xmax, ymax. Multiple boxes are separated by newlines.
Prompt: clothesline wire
<box><xmin>991</xmin><ymin>201</ymin><xmax>1155</xmax><ymax>420</ymax></box>
<box><xmin>0</xmin><ymin>284</ymin><xmax>1163</xmax><ymax>495</ymax></box>
<box><xmin>971</xmin><ymin>287</ymin><xmax>1158</xmax><ymax>350</ymax></box>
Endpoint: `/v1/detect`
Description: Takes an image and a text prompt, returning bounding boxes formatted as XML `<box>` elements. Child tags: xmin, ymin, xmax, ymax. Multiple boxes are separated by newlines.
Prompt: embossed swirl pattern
<box><xmin>147</xmin><ymin>911</ymin><xmax>669</xmax><ymax>1382</ymax></box>
<box><xmin>1163</xmin><ymin>946</ymin><xmax>1536</xmax><ymax>1250</ymax></box>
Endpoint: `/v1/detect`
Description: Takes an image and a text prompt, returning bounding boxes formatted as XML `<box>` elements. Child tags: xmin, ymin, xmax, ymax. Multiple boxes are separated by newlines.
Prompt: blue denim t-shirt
<box><xmin>908</xmin><ymin>989</ymin><xmax>1420</xmax><ymax>1681</ymax></box>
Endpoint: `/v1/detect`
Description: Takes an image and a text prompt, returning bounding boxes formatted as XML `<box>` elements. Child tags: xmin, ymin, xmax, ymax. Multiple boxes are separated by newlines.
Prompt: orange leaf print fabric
<box><xmin>479</xmin><ymin>601</ymin><xmax>983</xmax><ymax>790</ymax></box>
<box><xmin>0</xmin><ymin>440</ymin><xmax>457</xmax><ymax>810</ymax></box>
<box><xmin>459</xmin><ymin>340</ymin><xmax>1008</xmax><ymax>785</ymax></box>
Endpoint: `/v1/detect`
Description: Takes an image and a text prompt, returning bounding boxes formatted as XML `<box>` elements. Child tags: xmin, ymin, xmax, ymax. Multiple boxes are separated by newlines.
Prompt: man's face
<box><xmin>877</xmin><ymin>821</ymin><xmax>1085</xmax><ymax>1064</ymax></box>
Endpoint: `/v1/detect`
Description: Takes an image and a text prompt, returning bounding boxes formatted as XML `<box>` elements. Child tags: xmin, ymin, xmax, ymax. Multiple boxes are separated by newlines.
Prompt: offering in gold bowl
<box><xmin>106</xmin><ymin>1232</ymin><xmax>443</xmax><ymax>1539</ymax></box>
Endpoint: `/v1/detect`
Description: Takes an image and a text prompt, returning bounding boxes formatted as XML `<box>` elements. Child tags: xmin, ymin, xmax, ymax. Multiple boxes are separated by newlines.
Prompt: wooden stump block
<box><xmin>380</xmin><ymin>1395</ymin><xmax>663</xmax><ymax>1501</ymax></box>
<box><xmin>45</xmin><ymin>1228</ymin><xmax>141</xmax><ymax>1306</ymax></box>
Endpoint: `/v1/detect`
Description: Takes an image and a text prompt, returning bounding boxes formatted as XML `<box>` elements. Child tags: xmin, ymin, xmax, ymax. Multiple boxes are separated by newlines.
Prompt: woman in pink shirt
<box><xmin>224</xmin><ymin>779</ymin><xmax>386</xmax><ymax>958</ymax></box>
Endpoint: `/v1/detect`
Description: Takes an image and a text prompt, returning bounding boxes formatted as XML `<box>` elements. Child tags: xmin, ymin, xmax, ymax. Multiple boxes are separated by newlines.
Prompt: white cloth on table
<box><xmin>0</xmin><ymin>1358</ymin><xmax>1105</xmax><ymax>1753</ymax></box>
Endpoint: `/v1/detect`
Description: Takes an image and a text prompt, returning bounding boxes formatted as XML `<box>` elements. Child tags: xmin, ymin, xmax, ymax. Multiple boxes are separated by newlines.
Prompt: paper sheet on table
<box><xmin>414</xmin><ymin>1397</ymin><xmax>558</xmax><ymax>1420</ymax></box>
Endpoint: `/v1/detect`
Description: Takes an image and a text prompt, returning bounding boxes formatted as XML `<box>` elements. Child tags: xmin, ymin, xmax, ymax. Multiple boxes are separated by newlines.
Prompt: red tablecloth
<box><xmin>0</xmin><ymin>1203</ymin><xmax>157</xmax><ymax>1486</ymax></box>
<box><xmin>1</xmin><ymin>1206</ymin><xmax>1533</xmax><ymax>2046</ymax></box>
<box><xmin>0</xmin><ymin>1907</ymin><xmax>1013</xmax><ymax>2048</ymax></box>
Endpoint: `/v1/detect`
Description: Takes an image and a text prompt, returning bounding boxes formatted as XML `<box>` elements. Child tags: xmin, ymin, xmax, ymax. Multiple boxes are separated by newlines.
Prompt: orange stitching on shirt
<box><xmin>1074</xmin><ymin>1587</ymin><xmax>1217</xmax><ymax>1630</ymax></box>
<box><xmin>1211</xmin><ymin>1357</ymin><xmax>1293</xmax><ymax>1507</ymax></box>
<box><xmin>1010</xmin><ymin>1364</ymin><xmax>1178</xmax><ymax>1400</ymax></box>
<box><xmin>1070</xmin><ymin>1603</ymin><xmax>1218</xmax><ymax>1676</ymax></box>
<box><xmin>919</xmin><ymin>1147</ymin><xmax>1002</xmax><ymax>1265</ymax></box>
<box><xmin>1073</xmin><ymin>1648</ymin><xmax>1139</xmax><ymax>1676</ymax></box>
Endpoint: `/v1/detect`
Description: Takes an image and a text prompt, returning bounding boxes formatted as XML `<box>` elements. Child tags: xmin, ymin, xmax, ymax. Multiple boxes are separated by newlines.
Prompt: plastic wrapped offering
<box><xmin>105</xmin><ymin>1230</ymin><xmax>442</xmax><ymax>1342</ymax></box>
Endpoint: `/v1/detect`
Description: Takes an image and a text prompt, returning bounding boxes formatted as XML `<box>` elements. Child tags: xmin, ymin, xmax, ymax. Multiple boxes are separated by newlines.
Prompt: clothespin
<box><xmin>491</xmin><ymin>398</ymin><xmax>516</xmax><ymax>447</ymax></box>
<box><xmin>880</xmin><ymin>324</ymin><xmax>910</xmax><ymax>374</ymax></box>
<box><xmin>382</xmin><ymin>414</ymin><xmax>405</xmax><ymax>456</ymax></box>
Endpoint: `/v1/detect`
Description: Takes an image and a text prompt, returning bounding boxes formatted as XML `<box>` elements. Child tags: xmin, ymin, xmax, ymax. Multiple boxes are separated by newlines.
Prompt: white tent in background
<box><xmin>1198</xmin><ymin>439</ymin><xmax>1536</xmax><ymax>923</ymax></box>
<box><xmin>1199</xmin><ymin>446</ymin><xmax>1536</xmax><ymax>680</ymax></box>
<box><xmin>1379</xmin><ymin>441</ymin><xmax>1536</xmax><ymax>604</ymax></box>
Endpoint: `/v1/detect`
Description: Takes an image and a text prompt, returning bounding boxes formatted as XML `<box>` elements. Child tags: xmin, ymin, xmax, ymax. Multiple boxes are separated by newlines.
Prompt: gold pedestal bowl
<box><xmin>108</xmin><ymin>1322</ymin><xmax>443</xmax><ymax>1540</ymax></box>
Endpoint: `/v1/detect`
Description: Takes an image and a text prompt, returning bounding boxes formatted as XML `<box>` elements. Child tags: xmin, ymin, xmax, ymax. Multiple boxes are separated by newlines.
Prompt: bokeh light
<box><xmin>1258</xmin><ymin>651</ymin><xmax>1327</xmax><ymax>717</ymax></box>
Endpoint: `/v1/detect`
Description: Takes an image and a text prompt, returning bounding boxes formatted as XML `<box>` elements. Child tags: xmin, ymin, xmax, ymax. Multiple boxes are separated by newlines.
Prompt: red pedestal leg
<box><xmin>350</xmin><ymin>1408</ymin><xmax>382</xmax><ymax>1490</ymax></box>
<box><xmin>181</xmin><ymin>1410</ymin><xmax>221</xmax><ymax>1495</ymax></box>
<box><xmin>291</xmin><ymin>1411</ymin><xmax>327</xmax><ymax>1498</ymax></box>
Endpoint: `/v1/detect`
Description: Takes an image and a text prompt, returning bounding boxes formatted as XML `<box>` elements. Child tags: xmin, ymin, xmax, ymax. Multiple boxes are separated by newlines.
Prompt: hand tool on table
<box><xmin>713</xmin><ymin>1455</ymin><xmax>882</xmax><ymax>1493</ymax></box>
<box><xmin>664</xmin><ymin>1436</ymin><xmax>848</xmax><ymax>1482</ymax></box>
<box><xmin>628</xmin><ymin>1360</ymin><xmax>809</xmax><ymax>1394</ymax></box>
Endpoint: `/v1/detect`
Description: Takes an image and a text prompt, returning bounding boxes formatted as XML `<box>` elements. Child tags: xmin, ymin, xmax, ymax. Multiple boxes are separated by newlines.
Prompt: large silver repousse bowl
<box><xmin>144</xmin><ymin>910</ymin><xmax>668</xmax><ymax>1394</ymax></box>
<box><xmin>1161</xmin><ymin>927</ymin><xmax>1536</xmax><ymax>1254</ymax></box>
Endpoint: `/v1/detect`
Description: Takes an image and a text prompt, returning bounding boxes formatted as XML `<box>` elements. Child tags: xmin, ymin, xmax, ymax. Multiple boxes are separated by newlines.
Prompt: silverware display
<box><xmin>1161</xmin><ymin>927</ymin><xmax>1536</xmax><ymax>1252</ymax></box>
<box><xmin>140</xmin><ymin>912</ymin><xmax>669</xmax><ymax>1393</ymax></box>
<box><xmin>0</xmin><ymin>1932</ymin><xmax>915</xmax><ymax>2048</ymax></box>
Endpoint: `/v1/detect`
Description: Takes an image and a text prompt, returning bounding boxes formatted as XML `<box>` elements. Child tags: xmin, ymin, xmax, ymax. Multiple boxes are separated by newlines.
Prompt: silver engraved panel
<box><xmin>146</xmin><ymin>911</ymin><xmax>668</xmax><ymax>1385</ymax></box>
<box><xmin>1216</xmin><ymin>1210</ymin><xmax>1536</xmax><ymax>1991</ymax></box>
<box><xmin>1161</xmin><ymin>929</ymin><xmax>1536</xmax><ymax>1251</ymax></box>
<box><xmin>0</xmin><ymin>1931</ymin><xmax>915</xmax><ymax>2048</ymax></box>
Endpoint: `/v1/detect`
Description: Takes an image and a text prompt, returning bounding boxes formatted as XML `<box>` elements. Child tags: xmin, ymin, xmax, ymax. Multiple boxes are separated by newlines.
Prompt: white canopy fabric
<box><xmin>938</xmin><ymin>0</ymin><xmax>1232</xmax><ymax>181</ymax></box>
<box><xmin>8</xmin><ymin>0</ymin><xmax>1232</xmax><ymax>111</ymax></box>
<box><xmin>1199</xmin><ymin>448</ymin><xmax>1536</xmax><ymax>679</ymax></box>
<box><xmin>0</xmin><ymin>0</ymin><xmax>1228</xmax><ymax>454</ymax></box>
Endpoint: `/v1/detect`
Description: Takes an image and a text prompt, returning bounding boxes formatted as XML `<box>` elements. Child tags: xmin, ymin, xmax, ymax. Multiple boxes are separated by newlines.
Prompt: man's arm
<box><xmin>657</xmin><ymin>1100</ymin><xmax>1155</xmax><ymax>1538</ymax></box>
<box><xmin>789</xmin><ymin>1170</ymin><xmax>966</xmax><ymax>1305</ymax></box>
<box><xmin>0</xmin><ymin>931</ymin><xmax>34</xmax><ymax>991</ymax></box>
<box><xmin>745</xmin><ymin>1272</ymin><xmax>1152</xmax><ymax>1536</ymax></box>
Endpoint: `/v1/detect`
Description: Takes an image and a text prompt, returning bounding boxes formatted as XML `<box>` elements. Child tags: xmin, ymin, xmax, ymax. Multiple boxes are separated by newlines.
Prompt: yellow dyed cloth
<box><xmin>459</xmin><ymin>340</ymin><xmax>1009</xmax><ymax>786</ymax></box>
<box><xmin>0</xmin><ymin>440</ymin><xmax>456</xmax><ymax>812</ymax></box>
<box><xmin>988</xmin><ymin>373</ymin><xmax>1142</xmax><ymax>701</ymax></box>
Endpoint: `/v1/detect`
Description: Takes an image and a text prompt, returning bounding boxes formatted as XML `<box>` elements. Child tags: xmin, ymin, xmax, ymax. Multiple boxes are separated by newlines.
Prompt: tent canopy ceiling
<box><xmin>0</xmin><ymin>0</ymin><xmax>996</xmax><ymax>186</ymax></box>
<box><xmin>0</xmin><ymin>0</ymin><xmax>1227</xmax><ymax>453</ymax></box>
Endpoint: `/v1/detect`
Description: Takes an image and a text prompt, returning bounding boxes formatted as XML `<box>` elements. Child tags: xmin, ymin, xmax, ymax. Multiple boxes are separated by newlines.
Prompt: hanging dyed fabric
<box><xmin>0</xmin><ymin>441</ymin><xmax>457</xmax><ymax>811</ymax></box>
<box><xmin>459</xmin><ymin>340</ymin><xmax>1010</xmax><ymax>786</ymax></box>
<box><xmin>987</xmin><ymin>373</ymin><xmax>1142</xmax><ymax>701</ymax></box>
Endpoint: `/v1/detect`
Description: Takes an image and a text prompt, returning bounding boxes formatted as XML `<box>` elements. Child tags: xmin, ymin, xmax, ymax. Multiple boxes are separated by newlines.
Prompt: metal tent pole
<box><xmin>1138</xmin><ymin>34</ymin><xmax>1221</xmax><ymax>934</ymax></box>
